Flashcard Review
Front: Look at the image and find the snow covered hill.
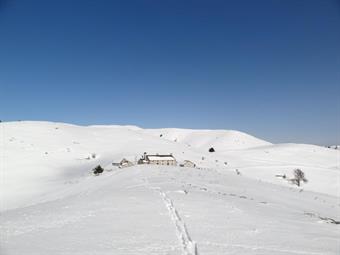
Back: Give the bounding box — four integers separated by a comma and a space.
1, 121, 339, 255
143, 128, 271, 151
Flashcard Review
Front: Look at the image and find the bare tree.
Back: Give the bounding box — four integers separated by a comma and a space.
291, 169, 308, 187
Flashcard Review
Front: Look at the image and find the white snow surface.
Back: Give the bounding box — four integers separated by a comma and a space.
0, 121, 339, 255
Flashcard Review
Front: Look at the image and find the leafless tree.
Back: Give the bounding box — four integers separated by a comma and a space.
291, 169, 308, 187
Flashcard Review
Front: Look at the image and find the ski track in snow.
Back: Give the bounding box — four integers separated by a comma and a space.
158, 189, 198, 255
143, 178, 198, 255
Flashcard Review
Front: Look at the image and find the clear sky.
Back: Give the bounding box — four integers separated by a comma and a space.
0, 0, 339, 145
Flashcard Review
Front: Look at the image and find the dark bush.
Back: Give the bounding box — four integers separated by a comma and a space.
209, 147, 215, 152
93, 165, 104, 175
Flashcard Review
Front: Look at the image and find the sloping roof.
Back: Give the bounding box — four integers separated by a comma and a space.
184, 160, 195, 164
146, 155, 176, 161
120, 158, 132, 164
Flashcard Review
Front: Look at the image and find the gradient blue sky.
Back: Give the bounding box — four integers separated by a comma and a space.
0, 0, 339, 145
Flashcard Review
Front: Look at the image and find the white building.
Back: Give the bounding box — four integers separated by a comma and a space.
138, 153, 177, 166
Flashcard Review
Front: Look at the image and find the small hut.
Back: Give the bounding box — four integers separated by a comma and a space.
180, 160, 196, 168
119, 158, 134, 168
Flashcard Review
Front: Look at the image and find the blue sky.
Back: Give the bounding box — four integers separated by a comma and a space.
0, 0, 339, 145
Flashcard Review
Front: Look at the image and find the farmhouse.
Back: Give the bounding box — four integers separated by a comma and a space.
138, 153, 177, 166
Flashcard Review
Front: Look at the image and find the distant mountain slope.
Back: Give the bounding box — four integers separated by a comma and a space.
143, 128, 271, 151
327, 145, 339, 150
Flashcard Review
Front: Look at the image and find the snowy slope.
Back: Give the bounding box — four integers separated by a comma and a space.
1, 121, 339, 255
0, 121, 202, 210
143, 128, 271, 151
1, 166, 339, 255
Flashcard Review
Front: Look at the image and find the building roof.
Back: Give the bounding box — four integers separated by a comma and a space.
184, 160, 194, 163
120, 158, 132, 163
146, 155, 176, 161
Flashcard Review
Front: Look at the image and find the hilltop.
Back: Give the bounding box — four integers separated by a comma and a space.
1, 121, 339, 254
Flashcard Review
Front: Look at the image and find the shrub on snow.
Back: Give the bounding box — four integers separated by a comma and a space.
209, 147, 215, 152
93, 165, 104, 175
